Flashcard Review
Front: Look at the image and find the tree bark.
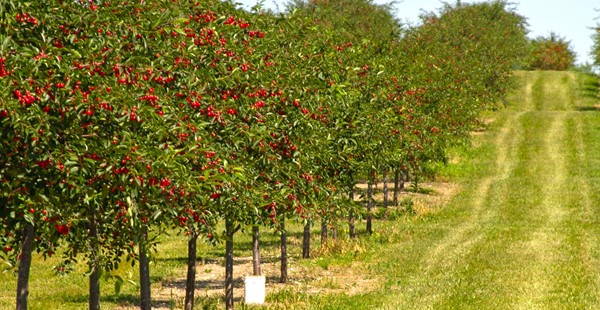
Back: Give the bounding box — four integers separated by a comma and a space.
16, 223, 34, 310
383, 169, 389, 210
139, 228, 151, 310
302, 221, 310, 259
89, 214, 100, 310
89, 263, 100, 310
320, 220, 328, 244
366, 176, 374, 235
393, 169, 400, 206
349, 189, 356, 239
252, 226, 261, 276
279, 219, 288, 283
332, 225, 338, 242
184, 231, 198, 310
225, 218, 234, 310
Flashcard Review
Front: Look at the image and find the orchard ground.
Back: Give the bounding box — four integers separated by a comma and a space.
0, 178, 458, 309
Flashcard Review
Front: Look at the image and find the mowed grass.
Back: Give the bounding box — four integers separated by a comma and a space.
300, 71, 600, 309
2, 70, 600, 309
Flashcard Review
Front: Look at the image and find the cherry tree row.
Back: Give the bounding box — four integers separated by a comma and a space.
0, 0, 528, 309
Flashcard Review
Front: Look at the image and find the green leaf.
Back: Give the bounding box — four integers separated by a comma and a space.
114, 276, 124, 295
23, 214, 34, 225
173, 27, 186, 35
172, 17, 189, 26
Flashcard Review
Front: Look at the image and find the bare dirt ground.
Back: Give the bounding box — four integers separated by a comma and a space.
131, 253, 381, 309
355, 181, 460, 215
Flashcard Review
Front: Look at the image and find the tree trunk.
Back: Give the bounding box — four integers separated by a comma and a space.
279, 219, 288, 283
349, 189, 356, 239
413, 172, 419, 190
393, 169, 400, 206
184, 231, 198, 310
383, 169, 389, 209
320, 220, 328, 244
332, 225, 338, 242
89, 263, 100, 310
89, 214, 100, 310
16, 223, 34, 310
225, 218, 235, 310
366, 176, 374, 235
383, 169, 389, 219
252, 226, 261, 276
302, 221, 310, 259
139, 228, 151, 310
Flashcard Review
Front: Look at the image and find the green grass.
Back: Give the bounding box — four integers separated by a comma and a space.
2, 70, 600, 309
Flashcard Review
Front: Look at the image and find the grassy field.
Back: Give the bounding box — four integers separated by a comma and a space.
2, 70, 600, 309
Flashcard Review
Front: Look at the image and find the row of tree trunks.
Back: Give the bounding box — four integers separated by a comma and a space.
350, 167, 410, 238
25, 169, 408, 310
167, 167, 410, 310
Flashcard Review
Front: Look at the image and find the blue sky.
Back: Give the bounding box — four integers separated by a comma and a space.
236, 0, 600, 65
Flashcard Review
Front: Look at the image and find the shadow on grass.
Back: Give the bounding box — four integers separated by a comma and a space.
162, 273, 314, 292
576, 106, 600, 112
577, 73, 600, 110
155, 255, 281, 267
61, 293, 175, 309
156, 256, 220, 265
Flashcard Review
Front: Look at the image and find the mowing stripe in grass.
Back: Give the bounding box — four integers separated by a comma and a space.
415, 110, 524, 308
369, 71, 600, 310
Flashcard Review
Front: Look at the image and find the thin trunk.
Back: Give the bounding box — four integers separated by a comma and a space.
302, 221, 310, 259
184, 231, 198, 310
366, 176, 374, 235
383, 169, 389, 211
408, 169, 417, 192
89, 214, 100, 310
320, 220, 328, 244
401, 170, 406, 191
225, 218, 234, 310
349, 189, 356, 239
16, 223, 34, 310
332, 225, 338, 242
279, 219, 288, 283
393, 169, 400, 206
382, 169, 389, 219
89, 264, 100, 310
252, 226, 261, 276
139, 228, 151, 310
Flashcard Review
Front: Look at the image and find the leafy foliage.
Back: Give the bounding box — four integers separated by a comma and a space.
0, 0, 531, 307
526, 32, 576, 70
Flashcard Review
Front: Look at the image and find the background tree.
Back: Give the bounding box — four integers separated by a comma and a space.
527, 32, 576, 70
592, 24, 600, 67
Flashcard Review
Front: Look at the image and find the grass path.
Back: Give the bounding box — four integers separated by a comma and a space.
367, 71, 600, 309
